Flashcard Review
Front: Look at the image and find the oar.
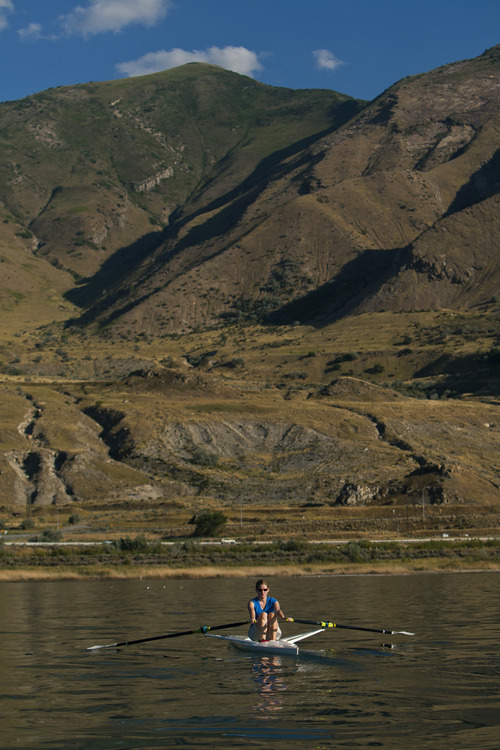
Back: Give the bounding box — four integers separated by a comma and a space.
86, 620, 249, 651
286, 617, 414, 636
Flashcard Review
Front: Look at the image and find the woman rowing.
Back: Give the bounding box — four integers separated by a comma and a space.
248, 579, 287, 642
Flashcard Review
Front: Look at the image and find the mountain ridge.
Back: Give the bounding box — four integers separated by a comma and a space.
52, 46, 500, 335
1, 49, 499, 337
0, 49, 499, 516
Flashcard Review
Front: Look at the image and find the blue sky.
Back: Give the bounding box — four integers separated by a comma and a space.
0, 0, 498, 104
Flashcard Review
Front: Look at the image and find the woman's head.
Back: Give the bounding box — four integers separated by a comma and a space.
256, 579, 269, 593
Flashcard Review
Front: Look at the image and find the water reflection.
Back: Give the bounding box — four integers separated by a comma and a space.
0, 573, 499, 749
251, 655, 288, 716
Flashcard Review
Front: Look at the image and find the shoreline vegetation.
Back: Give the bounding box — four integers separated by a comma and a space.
1, 537, 499, 581
1, 563, 499, 583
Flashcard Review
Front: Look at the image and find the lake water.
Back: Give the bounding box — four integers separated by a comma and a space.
0, 573, 498, 749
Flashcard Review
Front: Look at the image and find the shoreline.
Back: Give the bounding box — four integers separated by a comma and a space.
2, 535, 498, 581
1, 560, 499, 582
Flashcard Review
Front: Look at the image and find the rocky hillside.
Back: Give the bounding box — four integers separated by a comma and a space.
0, 48, 499, 517
0, 64, 358, 288
61, 45, 499, 335
2, 367, 500, 512
1, 48, 498, 339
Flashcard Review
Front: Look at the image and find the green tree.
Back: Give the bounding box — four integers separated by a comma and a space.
40, 528, 63, 542
192, 511, 227, 537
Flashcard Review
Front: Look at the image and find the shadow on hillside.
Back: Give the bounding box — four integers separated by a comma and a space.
184, 99, 363, 213
445, 147, 500, 217
156, 100, 363, 257
414, 351, 500, 397
62, 147, 322, 326
63, 100, 364, 325
64, 228, 169, 311
151, 151, 326, 267
267, 246, 408, 327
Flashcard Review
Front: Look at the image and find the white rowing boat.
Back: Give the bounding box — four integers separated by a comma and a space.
86, 618, 413, 653
205, 628, 325, 656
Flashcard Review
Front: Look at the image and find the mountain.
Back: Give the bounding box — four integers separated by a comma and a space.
63, 45, 499, 335
0, 64, 359, 293
1, 49, 499, 337
0, 49, 499, 518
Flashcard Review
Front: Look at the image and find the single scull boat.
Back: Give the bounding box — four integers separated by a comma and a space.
205, 628, 326, 656
86, 617, 413, 652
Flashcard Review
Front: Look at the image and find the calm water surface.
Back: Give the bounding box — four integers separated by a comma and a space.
0, 573, 498, 749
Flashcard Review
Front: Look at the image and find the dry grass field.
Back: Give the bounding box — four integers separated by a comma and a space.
1, 52, 499, 580
1, 311, 500, 529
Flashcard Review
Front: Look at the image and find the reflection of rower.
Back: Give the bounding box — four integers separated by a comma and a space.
248, 579, 286, 642
252, 656, 287, 715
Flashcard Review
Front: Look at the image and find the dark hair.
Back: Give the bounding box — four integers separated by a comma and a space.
256, 579, 269, 589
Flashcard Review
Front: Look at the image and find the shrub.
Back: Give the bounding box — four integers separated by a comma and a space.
222, 357, 244, 369
343, 540, 371, 563
40, 528, 63, 542
285, 371, 308, 380
365, 363, 385, 374
278, 537, 308, 552
16, 229, 33, 239
115, 534, 149, 552
192, 511, 227, 537
191, 448, 219, 467
68, 513, 81, 525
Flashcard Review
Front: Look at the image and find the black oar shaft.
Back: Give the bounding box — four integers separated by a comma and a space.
111, 628, 203, 648
87, 620, 249, 650
331, 622, 394, 635
287, 617, 413, 636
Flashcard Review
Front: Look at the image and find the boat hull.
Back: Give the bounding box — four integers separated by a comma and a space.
207, 634, 299, 655
206, 628, 325, 656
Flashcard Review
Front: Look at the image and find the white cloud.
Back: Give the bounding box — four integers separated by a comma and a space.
18, 22, 44, 41
313, 49, 344, 72
0, 0, 13, 32
116, 46, 264, 78
60, 0, 172, 37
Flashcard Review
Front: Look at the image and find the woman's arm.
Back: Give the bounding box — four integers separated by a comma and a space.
248, 599, 256, 623
273, 599, 285, 619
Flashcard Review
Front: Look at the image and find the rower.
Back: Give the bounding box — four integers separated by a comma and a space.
248, 579, 286, 642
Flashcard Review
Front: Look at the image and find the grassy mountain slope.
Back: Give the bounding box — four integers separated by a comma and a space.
0, 203, 77, 340
0, 51, 499, 522
0, 64, 359, 285
1, 342, 499, 516
59, 47, 500, 337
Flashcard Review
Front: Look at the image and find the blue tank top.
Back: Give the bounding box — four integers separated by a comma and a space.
252, 596, 278, 615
